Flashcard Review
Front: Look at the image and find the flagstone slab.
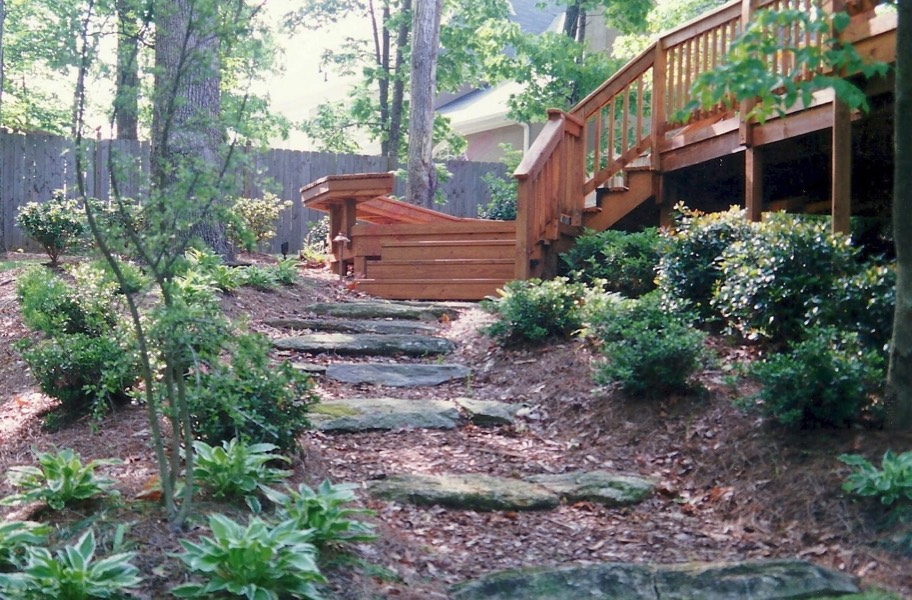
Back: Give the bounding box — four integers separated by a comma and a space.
450, 560, 859, 600
326, 363, 470, 387
309, 398, 461, 432
303, 301, 459, 321
265, 317, 440, 335
454, 398, 523, 427
273, 333, 455, 357
524, 470, 656, 507
291, 363, 327, 375
368, 473, 559, 511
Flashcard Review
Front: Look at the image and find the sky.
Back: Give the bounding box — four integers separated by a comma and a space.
254, 0, 370, 151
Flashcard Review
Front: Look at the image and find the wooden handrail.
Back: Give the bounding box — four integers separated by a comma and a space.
513, 0, 888, 282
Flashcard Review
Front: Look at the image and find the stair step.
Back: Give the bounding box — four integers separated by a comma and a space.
366, 258, 515, 279
354, 278, 509, 301
381, 239, 515, 261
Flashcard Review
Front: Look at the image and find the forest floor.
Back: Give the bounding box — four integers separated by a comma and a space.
0, 253, 910, 599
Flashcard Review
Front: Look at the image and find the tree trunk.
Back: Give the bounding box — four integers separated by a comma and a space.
405, 0, 441, 208
887, 1, 912, 429
387, 0, 410, 168
152, 0, 231, 259
115, 0, 140, 140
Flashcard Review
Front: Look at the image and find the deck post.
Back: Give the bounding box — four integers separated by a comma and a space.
831, 100, 852, 234
651, 40, 667, 173
745, 146, 764, 222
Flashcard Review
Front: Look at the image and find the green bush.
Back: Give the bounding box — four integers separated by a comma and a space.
750, 327, 884, 428
840, 450, 912, 506
301, 216, 330, 259
713, 214, 858, 342
16, 266, 116, 337
656, 205, 752, 319
560, 228, 661, 298
1, 449, 120, 511
587, 291, 706, 396
172, 514, 325, 600
478, 145, 521, 221
18, 330, 138, 417
264, 480, 377, 548
806, 261, 895, 353
192, 439, 291, 501
0, 530, 141, 599
187, 333, 317, 451
227, 192, 292, 251
15, 191, 84, 266
482, 278, 588, 345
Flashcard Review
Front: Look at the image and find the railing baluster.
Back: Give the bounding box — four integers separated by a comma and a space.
608, 98, 615, 162
594, 112, 602, 174
637, 74, 644, 143
622, 86, 630, 155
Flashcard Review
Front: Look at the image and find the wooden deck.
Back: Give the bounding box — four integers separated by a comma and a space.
301, 0, 896, 300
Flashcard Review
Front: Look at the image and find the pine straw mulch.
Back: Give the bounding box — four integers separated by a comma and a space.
0, 253, 910, 599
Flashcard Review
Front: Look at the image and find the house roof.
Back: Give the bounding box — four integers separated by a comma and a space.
508, 0, 563, 35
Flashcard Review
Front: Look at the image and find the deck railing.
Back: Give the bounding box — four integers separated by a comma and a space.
513, 0, 885, 278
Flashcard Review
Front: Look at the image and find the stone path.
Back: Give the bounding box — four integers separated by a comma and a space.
269, 299, 860, 599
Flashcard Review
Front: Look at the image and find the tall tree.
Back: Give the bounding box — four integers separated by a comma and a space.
506, 0, 650, 122
152, 0, 230, 257
887, 0, 911, 429
405, 0, 441, 207
290, 0, 514, 160
115, 0, 142, 139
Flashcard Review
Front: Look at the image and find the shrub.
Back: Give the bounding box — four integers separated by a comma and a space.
587, 291, 706, 396
806, 261, 895, 354
750, 327, 884, 428
482, 278, 588, 345
840, 451, 912, 506
239, 264, 280, 290
478, 145, 521, 221
192, 439, 291, 501
0, 521, 49, 569
713, 214, 858, 342
560, 228, 661, 298
16, 265, 116, 337
18, 330, 138, 417
0, 530, 141, 599
1, 449, 120, 510
656, 205, 752, 319
172, 514, 325, 600
264, 480, 376, 548
187, 333, 317, 451
15, 191, 84, 266
227, 192, 292, 251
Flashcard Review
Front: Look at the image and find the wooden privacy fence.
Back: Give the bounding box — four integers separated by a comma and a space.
0, 131, 507, 254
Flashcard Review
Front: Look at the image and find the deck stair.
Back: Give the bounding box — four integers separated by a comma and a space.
300, 173, 517, 300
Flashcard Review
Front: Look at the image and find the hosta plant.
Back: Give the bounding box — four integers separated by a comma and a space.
0, 529, 141, 599
0, 521, 49, 569
1, 448, 119, 510
840, 450, 912, 506
263, 480, 376, 548
192, 439, 292, 500
172, 514, 325, 599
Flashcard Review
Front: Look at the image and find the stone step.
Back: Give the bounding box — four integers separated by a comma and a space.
450, 560, 859, 600
325, 363, 470, 387
309, 397, 522, 432
367, 470, 656, 512
265, 317, 440, 336
303, 301, 460, 321
274, 333, 455, 357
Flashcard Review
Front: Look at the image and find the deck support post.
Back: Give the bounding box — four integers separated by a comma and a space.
328, 198, 357, 276
831, 100, 852, 234
658, 174, 675, 228
745, 145, 764, 222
